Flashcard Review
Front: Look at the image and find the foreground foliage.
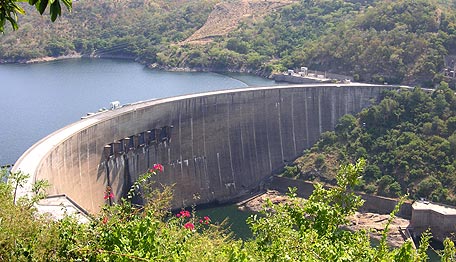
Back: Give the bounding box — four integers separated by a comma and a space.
1, 161, 455, 261
0, 0, 71, 32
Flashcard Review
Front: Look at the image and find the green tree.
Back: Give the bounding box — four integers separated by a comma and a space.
335, 114, 357, 141
1, 0, 72, 32
416, 176, 442, 199
225, 38, 249, 54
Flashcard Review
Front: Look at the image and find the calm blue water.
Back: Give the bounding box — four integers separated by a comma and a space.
0, 58, 279, 165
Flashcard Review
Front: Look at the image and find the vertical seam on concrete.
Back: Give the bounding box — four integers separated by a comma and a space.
278, 91, 284, 162
190, 115, 198, 181
359, 88, 363, 109
252, 93, 259, 179
240, 102, 245, 159
291, 94, 297, 156
266, 93, 272, 172
78, 136, 83, 196
318, 89, 322, 134
179, 112, 183, 178
217, 152, 223, 188
146, 146, 150, 169
105, 160, 111, 197
345, 87, 349, 115
267, 131, 272, 172
69, 141, 75, 195
331, 89, 336, 128
59, 145, 64, 194
305, 89, 309, 148
134, 155, 139, 177
152, 143, 156, 165
190, 117, 194, 162
87, 141, 94, 212
228, 95, 236, 188
202, 98, 209, 190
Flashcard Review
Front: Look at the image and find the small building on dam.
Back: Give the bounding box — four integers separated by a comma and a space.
13, 83, 395, 215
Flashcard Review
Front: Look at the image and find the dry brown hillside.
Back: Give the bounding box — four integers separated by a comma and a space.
180, 0, 296, 45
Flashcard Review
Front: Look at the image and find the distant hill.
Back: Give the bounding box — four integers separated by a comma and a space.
1, 0, 456, 87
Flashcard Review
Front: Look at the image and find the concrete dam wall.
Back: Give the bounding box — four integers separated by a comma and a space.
13, 84, 394, 214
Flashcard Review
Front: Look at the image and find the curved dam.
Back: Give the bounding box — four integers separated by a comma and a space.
13, 83, 395, 214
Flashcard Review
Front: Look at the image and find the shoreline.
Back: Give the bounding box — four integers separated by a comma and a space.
0, 54, 273, 79
25, 53, 83, 64
0, 52, 273, 79
0, 53, 83, 64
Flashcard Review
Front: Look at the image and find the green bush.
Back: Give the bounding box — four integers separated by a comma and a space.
282, 165, 299, 178
314, 154, 326, 168
386, 181, 402, 198
365, 183, 377, 194
416, 176, 442, 199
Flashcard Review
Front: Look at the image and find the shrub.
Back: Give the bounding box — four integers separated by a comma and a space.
365, 183, 377, 194
282, 165, 299, 178
416, 176, 442, 199
314, 154, 325, 168
386, 181, 402, 197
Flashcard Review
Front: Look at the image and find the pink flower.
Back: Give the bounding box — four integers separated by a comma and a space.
153, 163, 164, 172
177, 210, 191, 218
199, 219, 203, 224
184, 222, 194, 230
104, 192, 114, 200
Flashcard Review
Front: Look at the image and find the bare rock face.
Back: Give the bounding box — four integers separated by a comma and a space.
347, 212, 410, 247
239, 190, 409, 247
238, 190, 289, 212
180, 0, 296, 45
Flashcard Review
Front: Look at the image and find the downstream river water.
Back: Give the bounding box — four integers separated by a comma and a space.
0, 58, 279, 165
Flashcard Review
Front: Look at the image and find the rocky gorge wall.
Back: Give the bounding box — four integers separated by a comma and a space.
13, 84, 394, 214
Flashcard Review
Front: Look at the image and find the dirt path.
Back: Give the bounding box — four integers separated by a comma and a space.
180, 0, 296, 45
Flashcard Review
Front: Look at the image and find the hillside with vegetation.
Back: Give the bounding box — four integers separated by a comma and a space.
282, 82, 456, 205
0, 0, 218, 63
1, 0, 456, 87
